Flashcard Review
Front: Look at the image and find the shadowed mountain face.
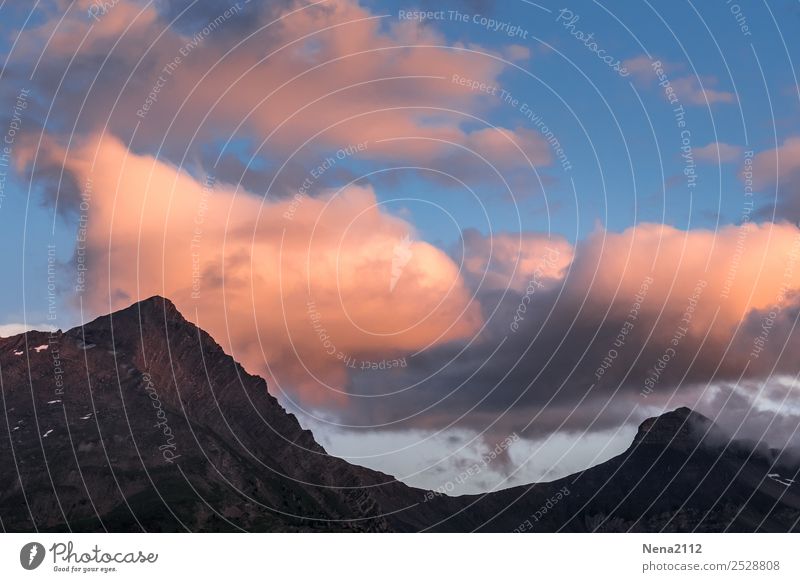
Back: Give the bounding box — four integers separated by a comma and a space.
1, 297, 799, 532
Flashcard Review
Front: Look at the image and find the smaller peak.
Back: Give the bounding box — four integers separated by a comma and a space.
633, 407, 717, 449
663, 407, 697, 421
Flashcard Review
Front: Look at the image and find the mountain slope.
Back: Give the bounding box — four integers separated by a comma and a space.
1, 297, 798, 532
0, 297, 424, 532
438, 407, 800, 532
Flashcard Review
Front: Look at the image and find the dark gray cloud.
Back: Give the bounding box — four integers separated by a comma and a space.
292, 228, 800, 450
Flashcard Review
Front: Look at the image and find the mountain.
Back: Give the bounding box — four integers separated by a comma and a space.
1, 296, 799, 532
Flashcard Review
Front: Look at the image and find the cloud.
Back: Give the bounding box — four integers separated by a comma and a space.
624, 55, 734, 105
503, 44, 530, 62
671, 76, 735, 105
6, 0, 550, 201
34, 134, 482, 407
330, 222, 800, 443
36, 132, 800, 442
700, 379, 800, 450
622, 55, 654, 78
304, 417, 635, 493
459, 228, 572, 294
748, 137, 800, 221
750, 137, 800, 189
694, 142, 744, 164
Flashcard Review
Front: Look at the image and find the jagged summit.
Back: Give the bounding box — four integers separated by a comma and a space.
64, 295, 187, 340
130, 294, 180, 313
633, 406, 720, 449
70, 295, 197, 352
99, 294, 183, 323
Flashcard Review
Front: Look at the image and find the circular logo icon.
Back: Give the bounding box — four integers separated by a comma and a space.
20, 542, 46, 570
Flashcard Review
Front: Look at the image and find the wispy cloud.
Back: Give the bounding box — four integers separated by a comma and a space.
624, 55, 735, 105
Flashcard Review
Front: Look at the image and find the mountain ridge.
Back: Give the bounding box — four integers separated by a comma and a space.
1, 296, 799, 532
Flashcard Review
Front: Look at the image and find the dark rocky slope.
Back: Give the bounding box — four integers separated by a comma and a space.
1, 297, 798, 532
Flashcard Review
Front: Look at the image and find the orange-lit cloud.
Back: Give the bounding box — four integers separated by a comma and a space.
35, 134, 482, 406
23, 133, 800, 434
17, 0, 551, 172
461, 229, 572, 293
350, 221, 800, 436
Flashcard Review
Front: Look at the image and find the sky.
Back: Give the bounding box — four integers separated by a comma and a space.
2, 0, 800, 494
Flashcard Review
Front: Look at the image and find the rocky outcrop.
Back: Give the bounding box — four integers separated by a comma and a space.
633, 406, 720, 450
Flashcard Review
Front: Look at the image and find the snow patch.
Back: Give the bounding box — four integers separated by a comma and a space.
33, 344, 49, 352
768, 473, 793, 487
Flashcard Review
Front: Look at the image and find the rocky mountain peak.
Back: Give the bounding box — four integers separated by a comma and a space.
632, 406, 720, 449
109, 294, 183, 324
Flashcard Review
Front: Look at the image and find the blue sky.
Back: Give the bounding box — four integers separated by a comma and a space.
3, 1, 799, 331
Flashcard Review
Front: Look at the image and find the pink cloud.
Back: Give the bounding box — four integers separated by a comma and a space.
622, 55, 654, 78
749, 137, 800, 189
38, 134, 483, 407
18, 0, 551, 171
623, 55, 734, 105
568, 222, 800, 340
694, 142, 744, 164
461, 230, 572, 293
503, 44, 531, 62
671, 76, 734, 105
